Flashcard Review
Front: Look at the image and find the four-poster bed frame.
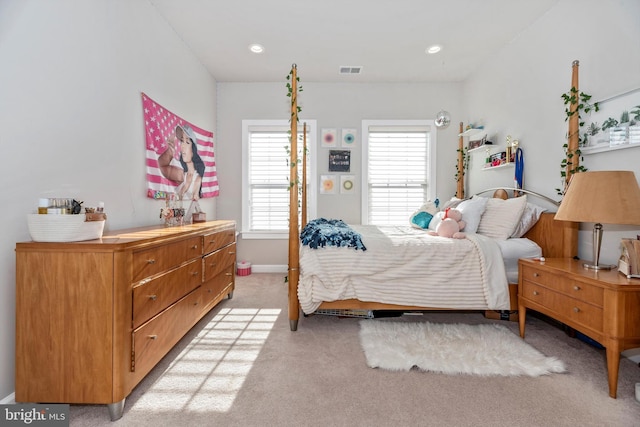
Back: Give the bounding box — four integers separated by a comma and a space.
286, 64, 579, 332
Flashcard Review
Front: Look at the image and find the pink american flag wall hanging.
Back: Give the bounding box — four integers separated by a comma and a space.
142, 93, 219, 199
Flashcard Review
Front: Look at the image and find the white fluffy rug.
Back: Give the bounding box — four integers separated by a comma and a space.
359, 320, 566, 377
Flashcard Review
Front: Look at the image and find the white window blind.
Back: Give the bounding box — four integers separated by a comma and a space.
248, 129, 291, 231
363, 121, 436, 225
242, 120, 316, 237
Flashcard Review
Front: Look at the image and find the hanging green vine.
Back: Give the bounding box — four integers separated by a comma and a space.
556, 87, 599, 195
285, 65, 303, 191
454, 146, 469, 192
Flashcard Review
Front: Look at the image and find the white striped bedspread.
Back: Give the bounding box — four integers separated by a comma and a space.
298, 225, 510, 314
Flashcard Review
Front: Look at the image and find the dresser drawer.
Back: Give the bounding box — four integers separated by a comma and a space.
203, 228, 235, 255
521, 282, 603, 332
132, 236, 202, 282
131, 289, 202, 378
201, 265, 234, 308
132, 259, 202, 328
203, 243, 236, 280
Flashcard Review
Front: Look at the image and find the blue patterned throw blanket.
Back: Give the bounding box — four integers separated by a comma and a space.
300, 218, 367, 251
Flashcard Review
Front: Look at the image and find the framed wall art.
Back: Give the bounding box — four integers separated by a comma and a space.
321, 128, 337, 148
328, 149, 351, 172
341, 128, 357, 147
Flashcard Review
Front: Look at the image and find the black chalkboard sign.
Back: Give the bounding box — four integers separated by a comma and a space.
329, 150, 351, 172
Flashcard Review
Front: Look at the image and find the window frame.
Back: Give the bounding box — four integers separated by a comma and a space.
241, 119, 317, 239
361, 119, 437, 225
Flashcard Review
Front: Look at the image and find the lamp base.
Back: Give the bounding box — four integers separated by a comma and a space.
583, 262, 615, 270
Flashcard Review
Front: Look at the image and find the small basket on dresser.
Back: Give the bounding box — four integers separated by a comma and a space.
27, 214, 105, 242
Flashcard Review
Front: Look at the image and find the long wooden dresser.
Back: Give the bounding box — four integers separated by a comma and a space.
15, 220, 236, 420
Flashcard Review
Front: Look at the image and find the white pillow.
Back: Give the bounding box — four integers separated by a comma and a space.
477, 195, 528, 240
456, 197, 488, 234
511, 203, 547, 238
441, 197, 463, 210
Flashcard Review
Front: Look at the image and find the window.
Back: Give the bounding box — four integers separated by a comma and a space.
361, 120, 436, 225
242, 120, 316, 238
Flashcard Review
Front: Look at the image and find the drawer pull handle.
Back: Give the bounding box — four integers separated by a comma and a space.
148, 335, 158, 340
229, 251, 236, 255
209, 262, 217, 267
192, 245, 198, 249
191, 271, 199, 276
226, 272, 233, 276
149, 294, 157, 301
147, 259, 156, 265
573, 286, 581, 291
532, 291, 539, 296
533, 273, 540, 277
573, 307, 580, 313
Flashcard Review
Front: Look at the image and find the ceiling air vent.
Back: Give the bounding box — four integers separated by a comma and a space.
339, 66, 362, 75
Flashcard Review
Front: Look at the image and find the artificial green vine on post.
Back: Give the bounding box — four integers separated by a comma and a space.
556, 87, 599, 196
454, 146, 469, 192
285, 65, 303, 190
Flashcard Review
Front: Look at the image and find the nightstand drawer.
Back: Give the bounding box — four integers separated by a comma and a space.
555, 279, 603, 307
521, 265, 602, 306
521, 282, 603, 332
520, 265, 556, 287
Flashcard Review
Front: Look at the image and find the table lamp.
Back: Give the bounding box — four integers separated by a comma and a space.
554, 170, 640, 270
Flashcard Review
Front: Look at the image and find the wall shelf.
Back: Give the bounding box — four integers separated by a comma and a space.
482, 163, 514, 171
581, 143, 640, 155
468, 144, 493, 153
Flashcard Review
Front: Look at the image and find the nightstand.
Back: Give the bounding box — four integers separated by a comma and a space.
518, 258, 640, 398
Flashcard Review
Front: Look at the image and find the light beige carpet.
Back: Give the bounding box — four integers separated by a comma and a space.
68, 273, 640, 427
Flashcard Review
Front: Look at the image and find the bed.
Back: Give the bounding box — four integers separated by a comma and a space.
285, 68, 577, 332
289, 192, 577, 331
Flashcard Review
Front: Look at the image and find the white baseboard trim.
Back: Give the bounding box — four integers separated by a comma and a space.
250, 265, 287, 274
1, 392, 15, 404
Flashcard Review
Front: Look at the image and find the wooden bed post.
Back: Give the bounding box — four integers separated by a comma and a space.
456, 122, 465, 199
301, 122, 308, 229
288, 64, 300, 331
566, 60, 580, 189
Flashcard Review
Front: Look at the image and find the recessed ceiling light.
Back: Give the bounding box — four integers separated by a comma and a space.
426, 45, 442, 54
249, 43, 264, 54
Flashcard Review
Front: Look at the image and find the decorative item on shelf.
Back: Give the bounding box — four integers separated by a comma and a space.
505, 135, 519, 163
630, 105, 640, 144
554, 171, 640, 270
607, 111, 630, 146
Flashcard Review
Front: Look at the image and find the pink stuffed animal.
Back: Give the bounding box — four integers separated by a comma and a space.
428, 208, 466, 239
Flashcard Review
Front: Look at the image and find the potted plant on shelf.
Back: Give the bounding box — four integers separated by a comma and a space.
583, 122, 602, 147
629, 105, 640, 144
608, 111, 629, 146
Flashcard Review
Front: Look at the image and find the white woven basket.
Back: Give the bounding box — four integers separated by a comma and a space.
27, 214, 105, 242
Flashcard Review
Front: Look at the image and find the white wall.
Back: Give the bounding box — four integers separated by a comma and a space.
0, 0, 217, 400
216, 82, 464, 267
463, 0, 640, 265
2, 0, 639, 404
